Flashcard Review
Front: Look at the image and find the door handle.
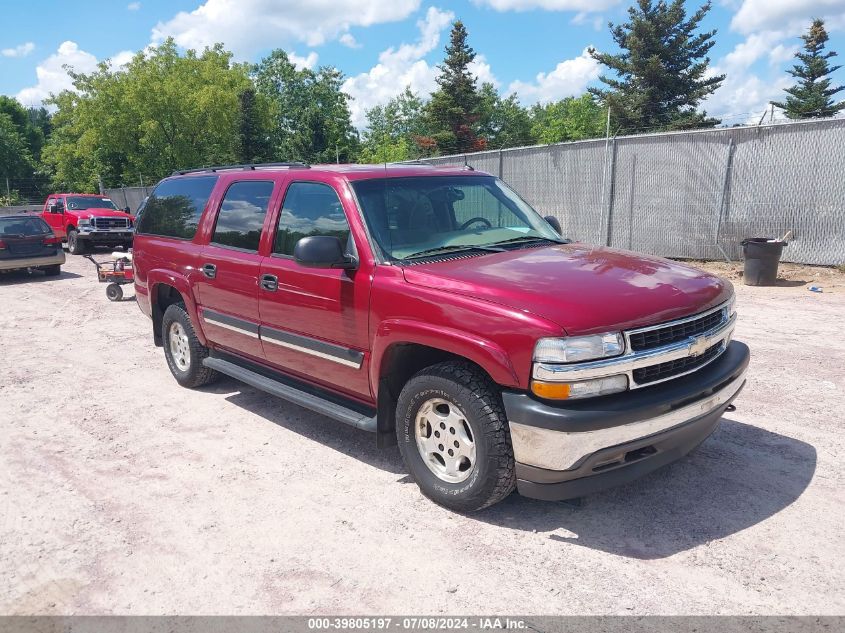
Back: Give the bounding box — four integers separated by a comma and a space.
261, 274, 278, 292
202, 263, 217, 279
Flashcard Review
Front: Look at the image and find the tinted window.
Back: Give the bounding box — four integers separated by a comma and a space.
136, 176, 218, 239
274, 182, 350, 256
0, 216, 51, 236
210, 181, 274, 251
66, 197, 118, 211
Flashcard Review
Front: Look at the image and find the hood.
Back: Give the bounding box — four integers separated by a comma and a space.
401, 244, 732, 335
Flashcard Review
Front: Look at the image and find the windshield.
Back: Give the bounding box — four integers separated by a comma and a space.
65, 196, 119, 211
350, 175, 563, 261
0, 216, 51, 236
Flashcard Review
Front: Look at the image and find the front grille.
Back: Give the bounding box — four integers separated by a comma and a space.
628, 308, 725, 351
92, 217, 129, 230
632, 342, 723, 385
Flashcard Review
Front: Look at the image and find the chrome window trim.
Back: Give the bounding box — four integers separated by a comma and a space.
533, 301, 735, 389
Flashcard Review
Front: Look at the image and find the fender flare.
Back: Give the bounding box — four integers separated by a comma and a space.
370, 318, 519, 390
147, 269, 207, 346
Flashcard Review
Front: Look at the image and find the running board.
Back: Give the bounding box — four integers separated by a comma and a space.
202, 357, 377, 432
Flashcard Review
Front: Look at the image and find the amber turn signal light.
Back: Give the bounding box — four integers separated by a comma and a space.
531, 380, 571, 400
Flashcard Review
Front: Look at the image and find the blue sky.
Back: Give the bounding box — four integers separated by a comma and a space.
2, 0, 843, 128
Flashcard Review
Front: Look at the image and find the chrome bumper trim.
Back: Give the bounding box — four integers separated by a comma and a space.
509, 369, 746, 471
534, 309, 735, 389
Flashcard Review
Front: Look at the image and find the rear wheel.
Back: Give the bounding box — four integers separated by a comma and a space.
161, 302, 219, 388
42, 265, 61, 276
396, 361, 516, 512
67, 229, 87, 255
106, 283, 123, 301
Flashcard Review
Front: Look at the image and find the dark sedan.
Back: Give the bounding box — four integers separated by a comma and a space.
0, 215, 66, 276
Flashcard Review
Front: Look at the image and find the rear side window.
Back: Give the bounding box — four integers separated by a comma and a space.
136, 176, 218, 239
0, 216, 51, 236
211, 181, 274, 252
274, 182, 350, 256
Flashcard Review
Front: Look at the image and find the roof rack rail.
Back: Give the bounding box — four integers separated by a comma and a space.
172, 162, 310, 176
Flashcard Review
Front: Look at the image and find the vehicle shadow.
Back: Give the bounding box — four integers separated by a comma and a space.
474, 418, 817, 559
208, 377, 406, 475
0, 269, 83, 285
201, 380, 817, 558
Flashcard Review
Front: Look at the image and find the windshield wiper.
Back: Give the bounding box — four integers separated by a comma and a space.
403, 244, 505, 261
488, 235, 569, 248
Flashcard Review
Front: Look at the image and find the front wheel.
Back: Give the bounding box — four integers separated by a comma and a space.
396, 361, 516, 512
161, 303, 219, 388
67, 229, 87, 255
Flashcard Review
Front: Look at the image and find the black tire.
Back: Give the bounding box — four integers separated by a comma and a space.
161, 302, 219, 388
396, 361, 516, 512
67, 229, 87, 255
42, 265, 61, 276
106, 283, 123, 301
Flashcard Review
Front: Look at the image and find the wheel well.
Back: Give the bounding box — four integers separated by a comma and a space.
375, 343, 493, 447
152, 283, 184, 347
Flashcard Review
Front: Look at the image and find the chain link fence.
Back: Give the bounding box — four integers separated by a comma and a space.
419, 117, 845, 266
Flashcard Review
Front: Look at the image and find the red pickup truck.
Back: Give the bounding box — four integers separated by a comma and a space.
133, 162, 748, 511
41, 193, 135, 254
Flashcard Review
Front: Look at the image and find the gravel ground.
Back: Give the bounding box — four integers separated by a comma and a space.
0, 254, 843, 615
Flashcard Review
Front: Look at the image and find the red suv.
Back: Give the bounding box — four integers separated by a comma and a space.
133, 162, 748, 511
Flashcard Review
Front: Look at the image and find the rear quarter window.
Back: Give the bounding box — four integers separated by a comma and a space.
136, 176, 218, 239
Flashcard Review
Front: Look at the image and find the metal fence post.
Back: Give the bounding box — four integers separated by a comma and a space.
713, 138, 735, 264
604, 139, 618, 246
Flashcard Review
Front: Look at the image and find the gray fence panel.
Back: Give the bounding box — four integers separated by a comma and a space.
420, 118, 845, 266
103, 186, 152, 214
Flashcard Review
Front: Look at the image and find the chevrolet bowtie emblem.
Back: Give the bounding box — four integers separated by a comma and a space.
688, 336, 709, 357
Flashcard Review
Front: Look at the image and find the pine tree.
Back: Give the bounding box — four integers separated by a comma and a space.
236, 87, 269, 164
773, 19, 845, 119
590, 0, 724, 133
424, 21, 485, 155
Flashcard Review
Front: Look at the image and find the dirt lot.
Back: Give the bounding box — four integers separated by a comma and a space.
1, 255, 843, 615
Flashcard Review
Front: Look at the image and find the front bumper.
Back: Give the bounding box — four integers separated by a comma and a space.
504, 340, 749, 501
0, 251, 66, 271
77, 229, 134, 243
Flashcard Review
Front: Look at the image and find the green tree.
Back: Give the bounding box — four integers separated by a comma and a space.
478, 84, 533, 149
590, 0, 724, 133
360, 87, 428, 162
0, 112, 34, 203
424, 20, 485, 155
253, 51, 358, 164
236, 86, 271, 163
44, 39, 252, 190
0, 97, 50, 201
530, 94, 606, 144
773, 19, 845, 119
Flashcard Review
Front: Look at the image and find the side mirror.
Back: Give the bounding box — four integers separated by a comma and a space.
544, 215, 562, 235
123, 206, 131, 214
294, 235, 357, 270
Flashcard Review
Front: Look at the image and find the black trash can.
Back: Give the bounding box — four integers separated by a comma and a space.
741, 238, 785, 286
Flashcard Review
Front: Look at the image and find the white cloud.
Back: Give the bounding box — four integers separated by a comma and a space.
342, 6, 455, 127
110, 50, 136, 68
473, 0, 618, 11
289, 51, 319, 70
1, 42, 35, 58
127, 1, 141, 10
571, 12, 604, 31
339, 33, 361, 49
470, 54, 499, 88
731, 0, 845, 35
152, 0, 421, 57
506, 47, 600, 104
15, 41, 99, 106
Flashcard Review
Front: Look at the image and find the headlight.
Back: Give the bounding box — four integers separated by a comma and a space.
532, 375, 628, 400
78, 218, 92, 227
726, 294, 736, 317
534, 332, 625, 364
